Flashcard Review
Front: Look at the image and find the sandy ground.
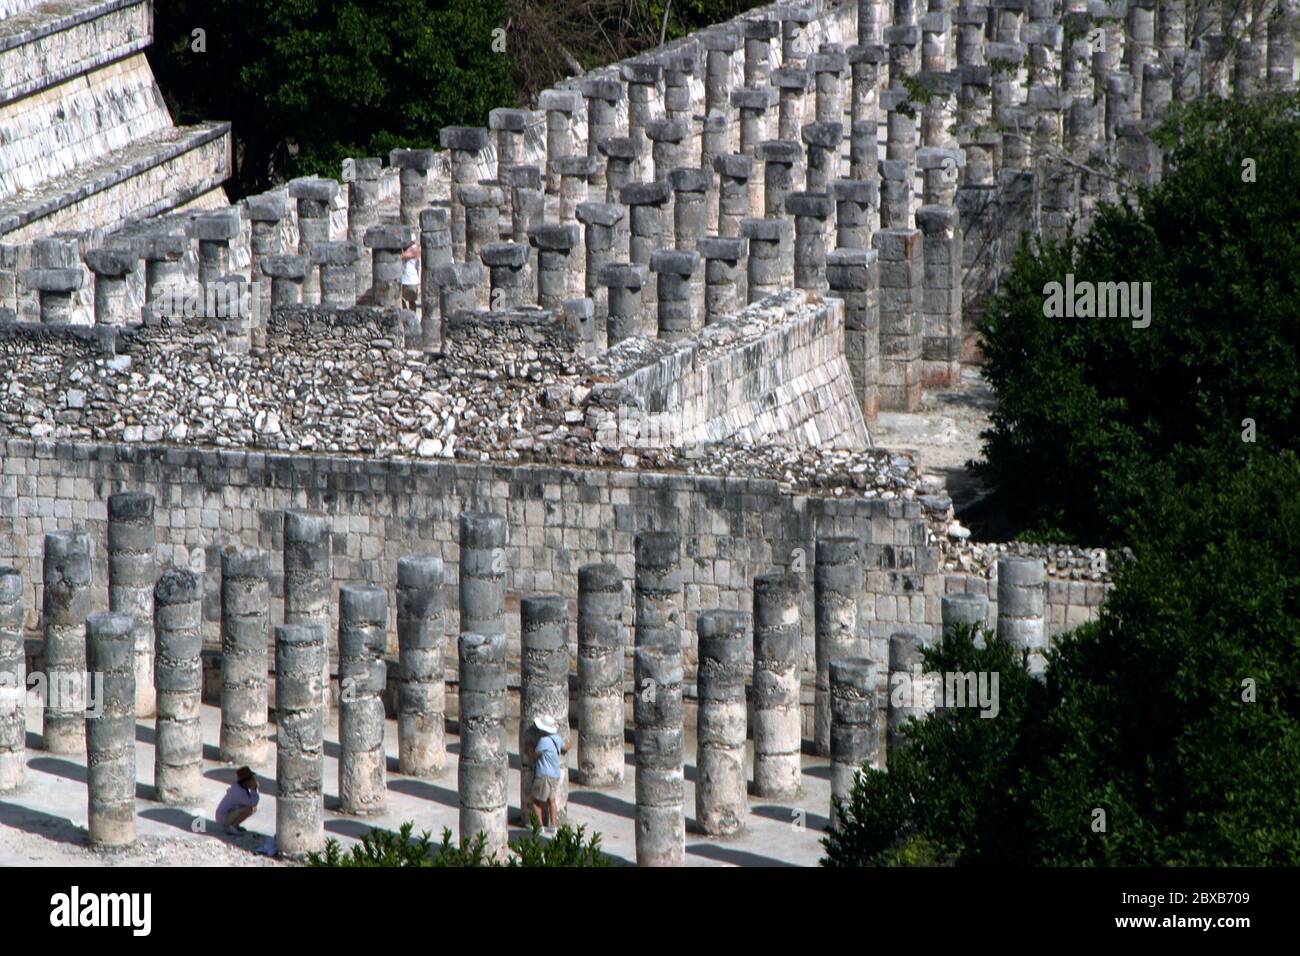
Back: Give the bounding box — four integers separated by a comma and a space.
0, 702, 834, 867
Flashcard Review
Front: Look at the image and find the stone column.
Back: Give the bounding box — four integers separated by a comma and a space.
153, 568, 202, 806
827, 247, 881, 423
529, 223, 582, 311
505, 167, 544, 288
275, 622, 326, 859
1141, 61, 1172, 124
600, 262, 649, 345
634, 643, 685, 866
519, 594, 570, 823
781, 4, 816, 65
664, 51, 698, 137
859, 0, 886, 45
703, 29, 742, 152
922, 11, 953, 73
220, 547, 269, 765
247, 193, 288, 289
621, 180, 672, 312
459, 511, 507, 644
695, 608, 749, 836
363, 223, 414, 308
389, 148, 439, 229
733, 87, 775, 161
997, 556, 1046, 677
634, 531, 682, 654
396, 555, 445, 778
314, 240, 362, 308
773, 67, 812, 143
461, 185, 504, 284
345, 157, 383, 292
788, 191, 834, 293
481, 242, 531, 309
829, 657, 876, 827
831, 178, 878, 249
758, 140, 803, 218
261, 255, 308, 307
420, 206, 454, 349
814, 537, 870, 757
873, 227, 924, 410
192, 208, 241, 290
887, 631, 924, 760
598, 138, 639, 260
646, 121, 687, 190
714, 154, 754, 236
458, 631, 508, 857
0, 567, 24, 793
741, 216, 793, 302
811, 50, 849, 124
576, 202, 624, 337
490, 108, 532, 175
438, 262, 488, 324
85, 612, 135, 850
651, 250, 700, 342
42, 531, 91, 754
848, 46, 885, 181
622, 62, 662, 178
752, 571, 802, 800
745, 17, 779, 86
940, 589, 989, 713
338, 584, 388, 815
670, 167, 710, 315
887, 23, 922, 87
802, 122, 844, 193
22, 267, 82, 324
85, 249, 138, 326
289, 178, 338, 305
141, 234, 187, 320
699, 236, 748, 324
577, 564, 625, 788
1267, 3, 1298, 89
539, 90, 582, 195
106, 493, 156, 720
283, 512, 332, 710
916, 204, 962, 388
581, 78, 624, 195
438, 128, 491, 261
699, 112, 730, 229
1127, 0, 1157, 115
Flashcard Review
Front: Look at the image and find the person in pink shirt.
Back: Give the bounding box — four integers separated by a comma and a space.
215, 766, 260, 835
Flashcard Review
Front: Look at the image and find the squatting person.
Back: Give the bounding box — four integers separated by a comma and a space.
215, 766, 260, 835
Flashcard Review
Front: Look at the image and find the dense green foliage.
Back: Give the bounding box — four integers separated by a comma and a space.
824, 451, 1300, 866
307, 820, 614, 867
974, 93, 1300, 545
151, 0, 514, 196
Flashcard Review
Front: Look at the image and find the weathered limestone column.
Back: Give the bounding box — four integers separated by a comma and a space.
634, 643, 685, 866
389, 148, 438, 229
481, 242, 531, 309
529, 223, 582, 311
997, 556, 1046, 677
338, 584, 388, 815
505, 167, 544, 290
599, 138, 639, 259
577, 564, 625, 788
634, 531, 682, 654
315, 240, 362, 308
848, 45, 885, 181
220, 547, 269, 765
922, 10, 953, 74
733, 87, 775, 161
1141, 61, 1172, 125
42, 531, 91, 754
462, 185, 504, 283
577, 202, 624, 336
345, 157, 383, 292
670, 167, 711, 315
85, 612, 135, 850
811, 49, 849, 124
715, 154, 754, 235
289, 178, 338, 305
600, 262, 649, 345
700, 236, 748, 324
859, 0, 887, 45
873, 227, 924, 410
275, 622, 326, 859
459, 512, 507, 644
582, 78, 624, 195
939, 589, 989, 715
920, 70, 960, 149
788, 191, 834, 292
699, 112, 729, 229
745, 17, 779, 88
261, 255, 308, 307
827, 247, 881, 423
887, 22, 922, 87
539, 90, 582, 195
1127, 0, 1157, 115
704, 29, 742, 150
773, 66, 812, 144
741, 217, 793, 302
887, 631, 924, 760
814, 537, 870, 756
364, 223, 414, 308
420, 206, 454, 349
919, 145, 963, 207
519, 595, 570, 822
646, 121, 686, 190
247, 193, 288, 288
916, 204, 962, 387
141, 234, 187, 319
1267, 3, 1297, 89
396, 555, 445, 777
85, 249, 137, 327
832, 178, 878, 249
439, 128, 491, 261
622, 62, 662, 179
0, 567, 24, 792
458, 631, 508, 857
664, 51, 698, 139
153, 568, 202, 806
651, 250, 700, 342
780, 4, 816, 65
752, 571, 803, 800
283, 512, 332, 710
22, 266, 82, 324
490, 107, 532, 174
829, 657, 876, 827
622, 180, 672, 312
695, 609, 749, 836
758, 140, 803, 219
192, 208, 241, 290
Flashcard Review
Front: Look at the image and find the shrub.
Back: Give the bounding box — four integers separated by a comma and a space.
307, 820, 615, 867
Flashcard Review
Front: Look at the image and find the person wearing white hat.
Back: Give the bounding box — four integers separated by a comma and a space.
529, 714, 569, 833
